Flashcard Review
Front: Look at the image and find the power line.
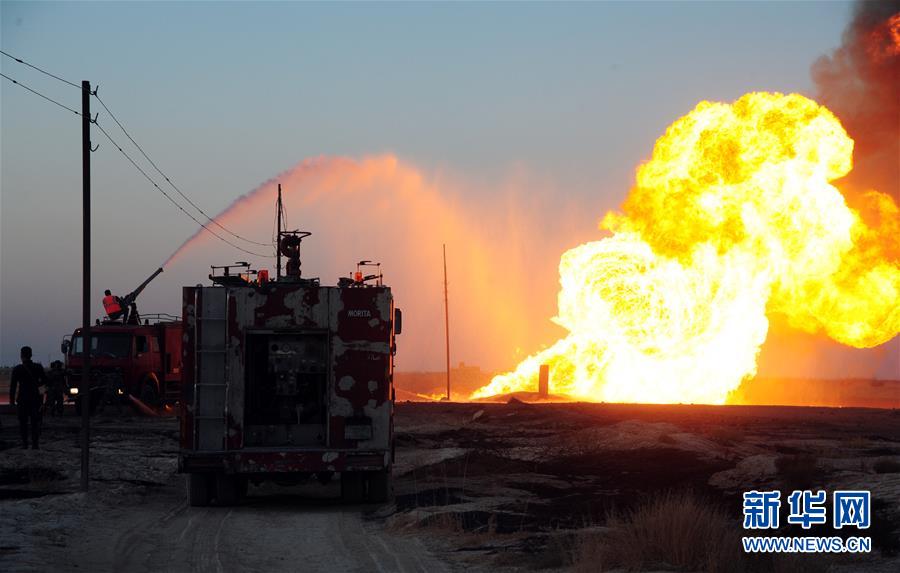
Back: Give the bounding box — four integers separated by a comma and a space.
1, 72, 84, 117
3, 69, 269, 259
93, 94, 272, 247
93, 121, 272, 259
2, 49, 271, 248
0, 49, 82, 90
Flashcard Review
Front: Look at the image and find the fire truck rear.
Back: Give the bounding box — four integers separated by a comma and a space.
179, 239, 401, 506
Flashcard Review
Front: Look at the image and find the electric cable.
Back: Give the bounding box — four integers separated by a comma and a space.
0, 49, 82, 89
93, 94, 272, 247
2, 62, 271, 260
1, 72, 83, 117
94, 121, 272, 259
2, 49, 271, 248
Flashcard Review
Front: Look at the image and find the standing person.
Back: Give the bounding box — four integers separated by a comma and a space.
45, 360, 66, 416
10, 346, 47, 449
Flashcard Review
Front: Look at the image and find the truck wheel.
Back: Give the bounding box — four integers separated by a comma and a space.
341, 472, 364, 504
366, 470, 393, 503
139, 379, 160, 409
75, 395, 100, 416
215, 474, 239, 506
187, 474, 212, 507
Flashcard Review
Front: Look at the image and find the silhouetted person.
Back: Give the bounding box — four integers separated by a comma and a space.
102, 289, 125, 322
10, 346, 47, 449
45, 360, 66, 417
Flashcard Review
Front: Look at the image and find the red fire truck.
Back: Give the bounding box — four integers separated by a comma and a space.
62, 268, 183, 412
179, 234, 401, 506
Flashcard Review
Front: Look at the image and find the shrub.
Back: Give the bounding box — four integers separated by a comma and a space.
709, 426, 743, 445
775, 454, 819, 489
658, 433, 677, 445
572, 491, 745, 572
873, 458, 900, 474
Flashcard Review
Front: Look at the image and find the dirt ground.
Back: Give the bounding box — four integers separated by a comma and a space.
1, 402, 899, 572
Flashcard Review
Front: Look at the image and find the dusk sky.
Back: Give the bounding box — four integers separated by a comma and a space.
2, 1, 896, 377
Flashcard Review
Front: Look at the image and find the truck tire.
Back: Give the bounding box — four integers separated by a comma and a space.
341, 472, 364, 504
74, 394, 101, 416
187, 474, 212, 507
215, 474, 239, 506
366, 470, 393, 503
139, 376, 161, 409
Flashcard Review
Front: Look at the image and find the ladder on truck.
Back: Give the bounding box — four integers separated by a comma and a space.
193, 287, 229, 451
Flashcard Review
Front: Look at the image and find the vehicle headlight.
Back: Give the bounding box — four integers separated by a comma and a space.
69, 387, 79, 395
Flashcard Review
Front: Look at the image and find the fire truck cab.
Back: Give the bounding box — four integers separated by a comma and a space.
179, 270, 401, 506
62, 318, 183, 411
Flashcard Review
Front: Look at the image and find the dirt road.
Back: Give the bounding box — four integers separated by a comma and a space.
0, 413, 452, 573
105, 495, 446, 572
4, 490, 448, 573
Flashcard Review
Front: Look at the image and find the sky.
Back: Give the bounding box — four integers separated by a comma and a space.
1, 1, 896, 377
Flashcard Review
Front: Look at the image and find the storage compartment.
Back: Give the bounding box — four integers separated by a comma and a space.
244, 332, 328, 446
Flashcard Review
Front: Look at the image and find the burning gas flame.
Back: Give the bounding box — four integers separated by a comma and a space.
472, 92, 899, 404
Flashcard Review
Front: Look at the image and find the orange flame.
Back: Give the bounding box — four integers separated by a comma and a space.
472, 92, 899, 404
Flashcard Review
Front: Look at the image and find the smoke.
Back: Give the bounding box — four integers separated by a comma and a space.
812, 0, 900, 201
163, 154, 594, 371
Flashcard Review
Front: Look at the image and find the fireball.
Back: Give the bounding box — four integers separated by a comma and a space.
472, 92, 899, 404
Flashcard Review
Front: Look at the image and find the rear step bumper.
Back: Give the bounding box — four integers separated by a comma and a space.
179, 449, 389, 474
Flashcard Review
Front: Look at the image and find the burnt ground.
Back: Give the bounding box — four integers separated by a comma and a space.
388, 401, 900, 571
0, 402, 899, 571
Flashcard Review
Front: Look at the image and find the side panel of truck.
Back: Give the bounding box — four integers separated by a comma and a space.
161, 323, 183, 387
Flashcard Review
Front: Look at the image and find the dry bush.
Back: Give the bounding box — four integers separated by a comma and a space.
843, 436, 871, 449
572, 491, 745, 572
424, 510, 466, 532
775, 454, 819, 490
658, 433, 677, 445
385, 508, 463, 534
873, 458, 900, 474
709, 426, 744, 445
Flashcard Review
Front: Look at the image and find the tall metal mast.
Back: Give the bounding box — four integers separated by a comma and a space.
276, 184, 282, 281
443, 244, 450, 401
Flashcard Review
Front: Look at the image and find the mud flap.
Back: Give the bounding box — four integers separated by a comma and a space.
187, 474, 212, 507
215, 474, 239, 506
366, 470, 392, 503
341, 472, 364, 503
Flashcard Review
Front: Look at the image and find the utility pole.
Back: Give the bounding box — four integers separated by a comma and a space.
443, 244, 450, 401
276, 184, 282, 281
80, 80, 92, 492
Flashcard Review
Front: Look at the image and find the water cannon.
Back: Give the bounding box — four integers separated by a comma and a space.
102, 267, 163, 324
278, 231, 311, 279
121, 267, 164, 308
